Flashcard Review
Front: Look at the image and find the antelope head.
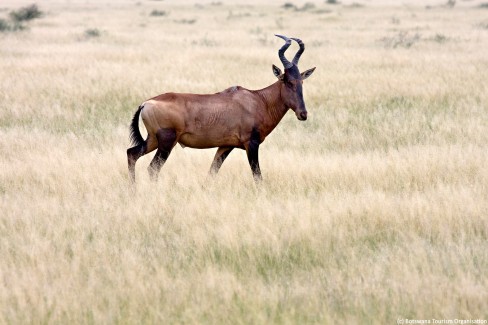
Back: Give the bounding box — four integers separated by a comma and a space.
273, 34, 316, 121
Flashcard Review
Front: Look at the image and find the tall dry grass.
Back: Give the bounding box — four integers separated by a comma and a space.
1, 0, 487, 324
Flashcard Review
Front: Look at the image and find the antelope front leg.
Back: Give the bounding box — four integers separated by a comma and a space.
246, 129, 262, 182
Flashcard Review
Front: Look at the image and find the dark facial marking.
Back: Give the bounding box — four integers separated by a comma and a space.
284, 65, 301, 81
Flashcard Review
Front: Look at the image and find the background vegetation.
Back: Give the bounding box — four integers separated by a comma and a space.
1, 0, 487, 324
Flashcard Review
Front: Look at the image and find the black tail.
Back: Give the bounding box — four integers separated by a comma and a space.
129, 105, 145, 147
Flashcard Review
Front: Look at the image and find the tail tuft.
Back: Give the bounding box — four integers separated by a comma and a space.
129, 105, 145, 147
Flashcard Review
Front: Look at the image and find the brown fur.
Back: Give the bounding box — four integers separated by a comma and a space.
141, 81, 291, 152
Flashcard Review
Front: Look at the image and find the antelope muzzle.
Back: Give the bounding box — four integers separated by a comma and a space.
296, 109, 308, 121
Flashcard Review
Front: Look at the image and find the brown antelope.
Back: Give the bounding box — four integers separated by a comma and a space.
127, 34, 315, 184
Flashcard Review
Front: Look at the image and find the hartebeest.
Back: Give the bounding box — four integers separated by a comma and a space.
127, 34, 315, 183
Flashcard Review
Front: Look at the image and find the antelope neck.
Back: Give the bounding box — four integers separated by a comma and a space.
255, 81, 288, 124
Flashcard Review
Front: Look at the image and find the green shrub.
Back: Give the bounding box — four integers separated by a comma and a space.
0, 18, 10, 32
9, 4, 43, 22
84, 28, 100, 38
0, 4, 42, 32
150, 10, 167, 17
431, 33, 448, 43
282, 3, 296, 10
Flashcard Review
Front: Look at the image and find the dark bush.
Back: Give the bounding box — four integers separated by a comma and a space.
0, 18, 10, 32
84, 28, 101, 38
282, 3, 296, 10
431, 33, 448, 43
150, 10, 167, 16
9, 4, 43, 22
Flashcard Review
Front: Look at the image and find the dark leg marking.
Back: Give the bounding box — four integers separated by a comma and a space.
209, 147, 234, 176
127, 143, 147, 184
247, 128, 262, 182
148, 128, 177, 182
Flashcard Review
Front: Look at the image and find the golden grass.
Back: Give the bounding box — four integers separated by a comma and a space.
1, 0, 488, 324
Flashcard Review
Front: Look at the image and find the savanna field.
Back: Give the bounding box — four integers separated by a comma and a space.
1, 0, 488, 324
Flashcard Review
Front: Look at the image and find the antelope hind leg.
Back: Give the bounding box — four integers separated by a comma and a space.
127, 143, 147, 184
209, 147, 234, 176
148, 128, 177, 182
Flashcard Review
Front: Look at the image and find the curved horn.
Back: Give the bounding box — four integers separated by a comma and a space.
275, 34, 293, 69
291, 37, 305, 65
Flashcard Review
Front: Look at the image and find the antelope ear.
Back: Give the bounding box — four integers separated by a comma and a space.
301, 67, 316, 80
272, 64, 283, 80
